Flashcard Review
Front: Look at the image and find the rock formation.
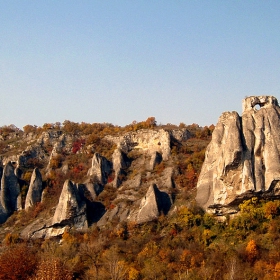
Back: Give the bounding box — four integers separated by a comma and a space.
0, 161, 21, 214
97, 202, 129, 227
0, 121, 193, 237
112, 148, 130, 188
196, 96, 280, 214
136, 184, 171, 224
169, 128, 191, 142
87, 153, 112, 184
105, 129, 171, 161
25, 168, 43, 210
149, 151, 162, 171
21, 180, 96, 239
50, 180, 88, 236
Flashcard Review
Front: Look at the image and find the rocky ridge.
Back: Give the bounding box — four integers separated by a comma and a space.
0, 126, 194, 239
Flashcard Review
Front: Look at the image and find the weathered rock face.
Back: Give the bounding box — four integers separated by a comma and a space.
112, 148, 130, 188
37, 130, 63, 146
153, 166, 175, 190
196, 96, 280, 213
45, 133, 73, 172
52, 180, 87, 227
97, 202, 129, 227
25, 168, 43, 210
136, 184, 171, 224
87, 153, 112, 184
17, 145, 46, 168
169, 128, 191, 142
21, 180, 101, 239
149, 151, 162, 171
1, 161, 21, 214
106, 129, 171, 161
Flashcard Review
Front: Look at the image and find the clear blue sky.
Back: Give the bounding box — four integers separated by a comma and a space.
1, 1, 280, 129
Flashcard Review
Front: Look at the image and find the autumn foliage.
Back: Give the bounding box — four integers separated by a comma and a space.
0, 243, 37, 280
2, 120, 280, 279
72, 139, 85, 154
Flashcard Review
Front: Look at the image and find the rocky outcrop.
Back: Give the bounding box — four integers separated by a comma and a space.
87, 153, 112, 184
149, 151, 162, 171
153, 166, 175, 190
20, 217, 52, 239
37, 130, 63, 146
52, 180, 88, 230
45, 133, 73, 172
136, 184, 171, 224
196, 96, 280, 214
1, 161, 21, 214
112, 148, 130, 188
33, 180, 89, 237
25, 168, 43, 210
169, 128, 191, 142
97, 202, 129, 227
17, 145, 46, 167
98, 182, 172, 226
79, 181, 102, 201
106, 129, 171, 161
21, 179, 105, 238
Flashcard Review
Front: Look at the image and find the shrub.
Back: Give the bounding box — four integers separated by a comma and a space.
0, 243, 38, 279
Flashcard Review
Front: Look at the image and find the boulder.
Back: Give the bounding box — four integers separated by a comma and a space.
196, 96, 280, 213
25, 168, 43, 210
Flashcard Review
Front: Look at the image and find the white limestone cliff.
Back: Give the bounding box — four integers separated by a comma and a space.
196, 96, 280, 213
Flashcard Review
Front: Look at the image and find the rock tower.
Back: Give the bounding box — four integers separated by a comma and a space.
196, 96, 280, 214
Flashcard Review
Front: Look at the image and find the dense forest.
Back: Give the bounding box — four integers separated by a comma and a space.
0, 119, 279, 279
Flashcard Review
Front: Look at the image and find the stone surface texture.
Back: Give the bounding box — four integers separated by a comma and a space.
25, 168, 43, 210
0, 161, 21, 214
52, 180, 88, 229
105, 129, 171, 161
112, 148, 130, 188
136, 184, 171, 224
149, 151, 162, 171
196, 96, 280, 213
87, 153, 112, 184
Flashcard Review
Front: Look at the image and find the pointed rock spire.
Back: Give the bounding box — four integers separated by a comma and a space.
196, 96, 280, 213
136, 184, 171, 224
87, 153, 112, 184
52, 180, 87, 230
1, 161, 21, 214
112, 148, 130, 188
25, 168, 43, 210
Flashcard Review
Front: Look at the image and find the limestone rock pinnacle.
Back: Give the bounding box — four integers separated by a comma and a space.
87, 153, 112, 184
1, 161, 21, 214
25, 168, 43, 210
196, 96, 280, 213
